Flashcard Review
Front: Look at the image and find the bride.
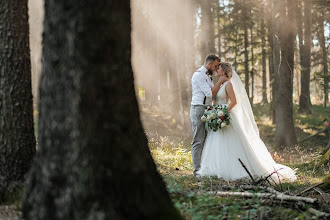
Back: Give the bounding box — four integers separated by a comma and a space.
197, 62, 297, 183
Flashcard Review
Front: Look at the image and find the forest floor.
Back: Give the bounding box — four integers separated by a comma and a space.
0, 103, 328, 219
143, 103, 330, 219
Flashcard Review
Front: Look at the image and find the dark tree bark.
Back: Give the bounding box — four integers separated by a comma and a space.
298, 0, 312, 114
22, 1, 182, 219
0, 0, 36, 197
275, 0, 298, 147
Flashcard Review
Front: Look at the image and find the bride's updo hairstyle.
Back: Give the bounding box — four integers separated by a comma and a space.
219, 62, 232, 78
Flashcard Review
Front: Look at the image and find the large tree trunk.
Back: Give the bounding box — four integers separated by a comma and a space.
275, 0, 298, 147
22, 1, 182, 219
298, 0, 312, 114
0, 0, 36, 197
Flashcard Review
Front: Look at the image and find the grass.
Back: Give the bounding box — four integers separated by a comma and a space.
150, 103, 330, 219
150, 143, 324, 219
3, 104, 328, 219
150, 142, 329, 219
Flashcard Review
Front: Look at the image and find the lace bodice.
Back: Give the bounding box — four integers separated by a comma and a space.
215, 81, 228, 105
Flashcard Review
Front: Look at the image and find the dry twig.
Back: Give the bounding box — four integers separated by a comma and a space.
256, 168, 284, 185
295, 182, 324, 196
238, 158, 256, 184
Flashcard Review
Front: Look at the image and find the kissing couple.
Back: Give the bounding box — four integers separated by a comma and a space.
190, 54, 296, 183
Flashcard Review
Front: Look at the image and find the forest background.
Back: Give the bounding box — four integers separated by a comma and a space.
0, 0, 329, 219
30, 0, 329, 147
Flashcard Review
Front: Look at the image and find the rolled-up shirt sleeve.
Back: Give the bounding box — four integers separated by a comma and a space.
195, 72, 212, 98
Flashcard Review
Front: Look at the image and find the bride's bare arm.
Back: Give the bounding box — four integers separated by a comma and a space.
225, 82, 237, 112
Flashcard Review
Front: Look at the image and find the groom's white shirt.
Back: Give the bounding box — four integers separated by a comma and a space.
191, 66, 214, 106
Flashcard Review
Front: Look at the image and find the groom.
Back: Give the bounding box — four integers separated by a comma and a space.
190, 54, 228, 177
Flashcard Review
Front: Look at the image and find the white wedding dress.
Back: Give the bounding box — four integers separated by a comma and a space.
197, 71, 297, 183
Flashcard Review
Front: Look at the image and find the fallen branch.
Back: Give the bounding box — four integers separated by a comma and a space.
313, 187, 325, 195
238, 158, 256, 184
223, 185, 283, 195
298, 127, 328, 143
213, 191, 317, 204
294, 182, 324, 196
307, 207, 330, 218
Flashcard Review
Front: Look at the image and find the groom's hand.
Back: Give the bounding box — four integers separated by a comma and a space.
212, 75, 228, 96
218, 75, 228, 84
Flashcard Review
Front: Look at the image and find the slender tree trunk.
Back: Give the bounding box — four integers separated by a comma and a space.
294, 0, 302, 103
243, 0, 250, 98
0, 0, 36, 197
156, 23, 161, 106
209, 1, 215, 54
200, 0, 215, 59
267, 4, 274, 118
217, 2, 222, 57
22, 1, 182, 219
275, 0, 298, 147
234, 29, 239, 71
272, 0, 280, 124
183, 0, 196, 130
261, 4, 268, 104
250, 26, 254, 104
143, 2, 158, 108
184, 0, 196, 105
175, 20, 185, 126
295, 65, 300, 100
298, 0, 312, 113
317, 11, 329, 108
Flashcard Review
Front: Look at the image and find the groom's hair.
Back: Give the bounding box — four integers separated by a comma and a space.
205, 54, 220, 64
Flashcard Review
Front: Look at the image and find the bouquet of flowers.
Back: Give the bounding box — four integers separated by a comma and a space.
201, 104, 231, 132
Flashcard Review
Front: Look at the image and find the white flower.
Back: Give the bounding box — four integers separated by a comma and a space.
211, 113, 216, 118
221, 122, 227, 128
218, 111, 224, 117
217, 119, 221, 124
201, 115, 207, 122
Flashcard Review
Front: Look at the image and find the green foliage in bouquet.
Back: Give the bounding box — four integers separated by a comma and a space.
201, 105, 231, 132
